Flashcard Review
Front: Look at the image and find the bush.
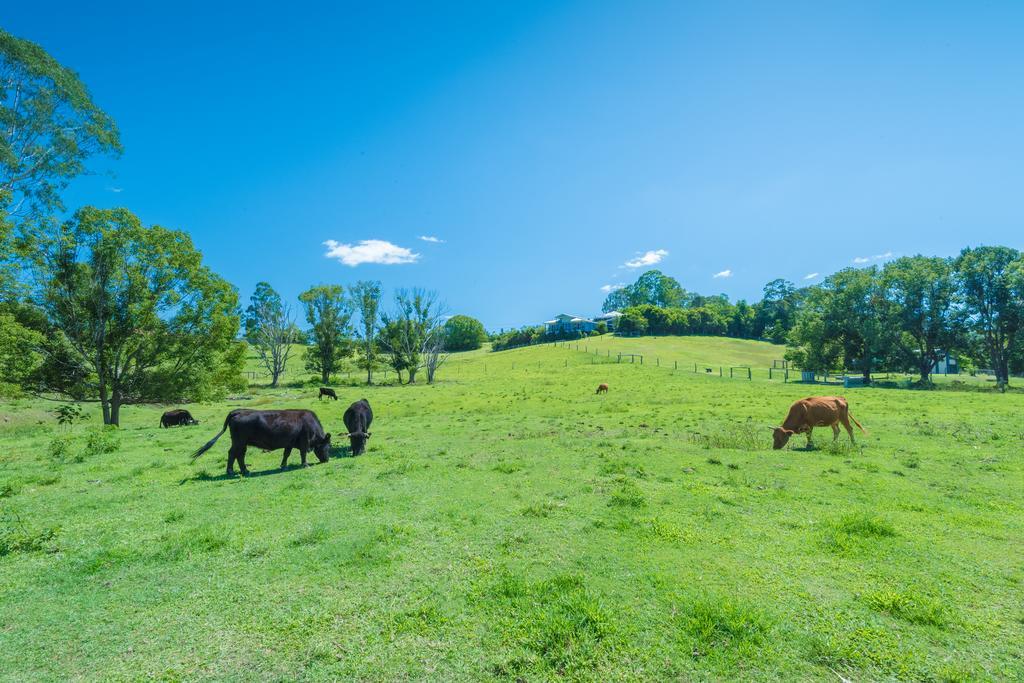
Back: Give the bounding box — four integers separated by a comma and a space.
83, 425, 121, 457
444, 315, 487, 351
47, 434, 75, 462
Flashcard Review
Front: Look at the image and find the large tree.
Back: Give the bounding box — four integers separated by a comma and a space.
350, 280, 382, 385
954, 246, 1024, 387
244, 282, 295, 388
753, 279, 803, 343
1, 30, 121, 219
602, 270, 686, 312
881, 256, 962, 383
299, 284, 353, 384
20, 207, 244, 425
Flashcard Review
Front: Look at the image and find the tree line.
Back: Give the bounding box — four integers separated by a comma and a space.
0, 29, 485, 425
594, 253, 1024, 386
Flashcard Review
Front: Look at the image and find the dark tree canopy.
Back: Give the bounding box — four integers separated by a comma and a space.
0, 29, 121, 219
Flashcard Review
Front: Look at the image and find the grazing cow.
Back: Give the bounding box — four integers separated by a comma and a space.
318, 387, 338, 401
342, 399, 373, 456
596, 383, 609, 394
771, 396, 866, 450
161, 409, 198, 428
705, 368, 713, 374
190, 409, 331, 475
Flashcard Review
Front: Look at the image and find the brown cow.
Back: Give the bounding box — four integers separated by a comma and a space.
772, 396, 866, 449
596, 383, 609, 394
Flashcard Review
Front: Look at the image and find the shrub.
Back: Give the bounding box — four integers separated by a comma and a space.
47, 434, 75, 462
0, 512, 58, 556
83, 425, 121, 457
444, 315, 487, 351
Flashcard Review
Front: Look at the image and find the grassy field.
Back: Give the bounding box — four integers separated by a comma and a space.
1, 337, 1022, 681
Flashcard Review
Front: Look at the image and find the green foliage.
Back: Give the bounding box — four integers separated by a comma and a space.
83, 425, 120, 457
46, 434, 74, 462
0, 29, 121, 220
350, 280, 382, 384
299, 284, 354, 383
53, 404, 86, 427
443, 314, 487, 351
955, 246, 1024, 386
16, 207, 243, 424
0, 311, 42, 396
0, 511, 58, 556
602, 269, 686, 311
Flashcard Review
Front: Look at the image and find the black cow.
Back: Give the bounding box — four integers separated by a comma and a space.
342, 399, 373, 456
318, 387, 338, 401
190, 409, 331, 476
161, 409, 198, 428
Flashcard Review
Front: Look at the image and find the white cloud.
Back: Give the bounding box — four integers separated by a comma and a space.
853, 251, 895, 265
804, 272, 819, 280
418, 235, 445, 243
323, 239, 420, 267
713, 269, 732, 279
600, 283, 625, 293
106, 186, 123, 193
623, 249, 668, 268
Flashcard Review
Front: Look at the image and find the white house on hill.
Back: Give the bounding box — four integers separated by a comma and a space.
544, 311, 622, 334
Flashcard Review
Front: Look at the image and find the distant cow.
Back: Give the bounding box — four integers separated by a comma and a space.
161, 409, 198, 428
190, 409, 332, 475
342, 399, 373, 456
705, 368, 713, 374
318, 387, 338, 401
596, 383, 609, 394
771, 396, 866, 450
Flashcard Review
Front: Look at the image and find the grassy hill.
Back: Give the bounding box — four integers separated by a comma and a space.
1, 339, 1021, 680
531, 334, 787, 369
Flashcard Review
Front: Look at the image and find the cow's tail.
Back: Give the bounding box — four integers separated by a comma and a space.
190, 414, 231, 461
849, 411, 868, 435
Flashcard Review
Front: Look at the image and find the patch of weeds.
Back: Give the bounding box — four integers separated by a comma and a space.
0, 511, 59, 556
163, 510, 185, 523
156, 525, 229, 560
809, 626, 921, 680
851, 461, 880, 473
0, 482, 20, 498
83, 425, 121, 457
376, 461, 426, 479
675, 595, 770, 659
382, 603, 448, 639
522, 500, 561, 518
76, 545, 141, 574
688, 420, 762, 450
608, 479, 646, 508
599, 459, 647, 479
900, 457, 920, 469
291, 524, 330, 547
726, 463, 739, 470
47, 434, 77, 463
706, 457, 722, 465
359, 494, 384, 508
486, 571, 613, 677
834, 512, 897, 538
493, 460, 523, 474
643, 516, 688, 542
863, 589, 948, 628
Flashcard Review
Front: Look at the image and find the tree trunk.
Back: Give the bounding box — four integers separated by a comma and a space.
407, 367, 417, 384
109, 399, 121, 427
270, 370, 280, 388
321, 368, 330, 384
99, 381, 111, 425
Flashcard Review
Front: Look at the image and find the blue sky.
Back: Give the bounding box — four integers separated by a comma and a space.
6, 1, 1024, 329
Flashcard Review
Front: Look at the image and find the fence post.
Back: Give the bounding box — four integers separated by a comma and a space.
719, 367, 722, 377
656, 357, 659, 367
730, 367, 733, 378
674, 360, 677, 370
694, 363, 697, 373
769, 367, 772, 380
748, 367, 751, 381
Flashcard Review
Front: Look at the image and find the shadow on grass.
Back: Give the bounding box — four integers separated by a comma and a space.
178, 460, 335, 484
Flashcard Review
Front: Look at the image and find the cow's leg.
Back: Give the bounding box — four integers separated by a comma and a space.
227, 446, 244, 476
840, 415, 856, 444
300, 448, 308, 466
832, 424, 841, 441
280, 447, 292, 469
806, 428, 814, 449
236, 446, 250, 476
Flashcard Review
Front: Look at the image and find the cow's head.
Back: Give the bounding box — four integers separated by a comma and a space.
313, 433, 331, 463
349, 431, 371, 456
771, 427, 795, 449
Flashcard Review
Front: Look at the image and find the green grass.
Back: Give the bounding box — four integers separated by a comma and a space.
0, 336, 1022, 680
